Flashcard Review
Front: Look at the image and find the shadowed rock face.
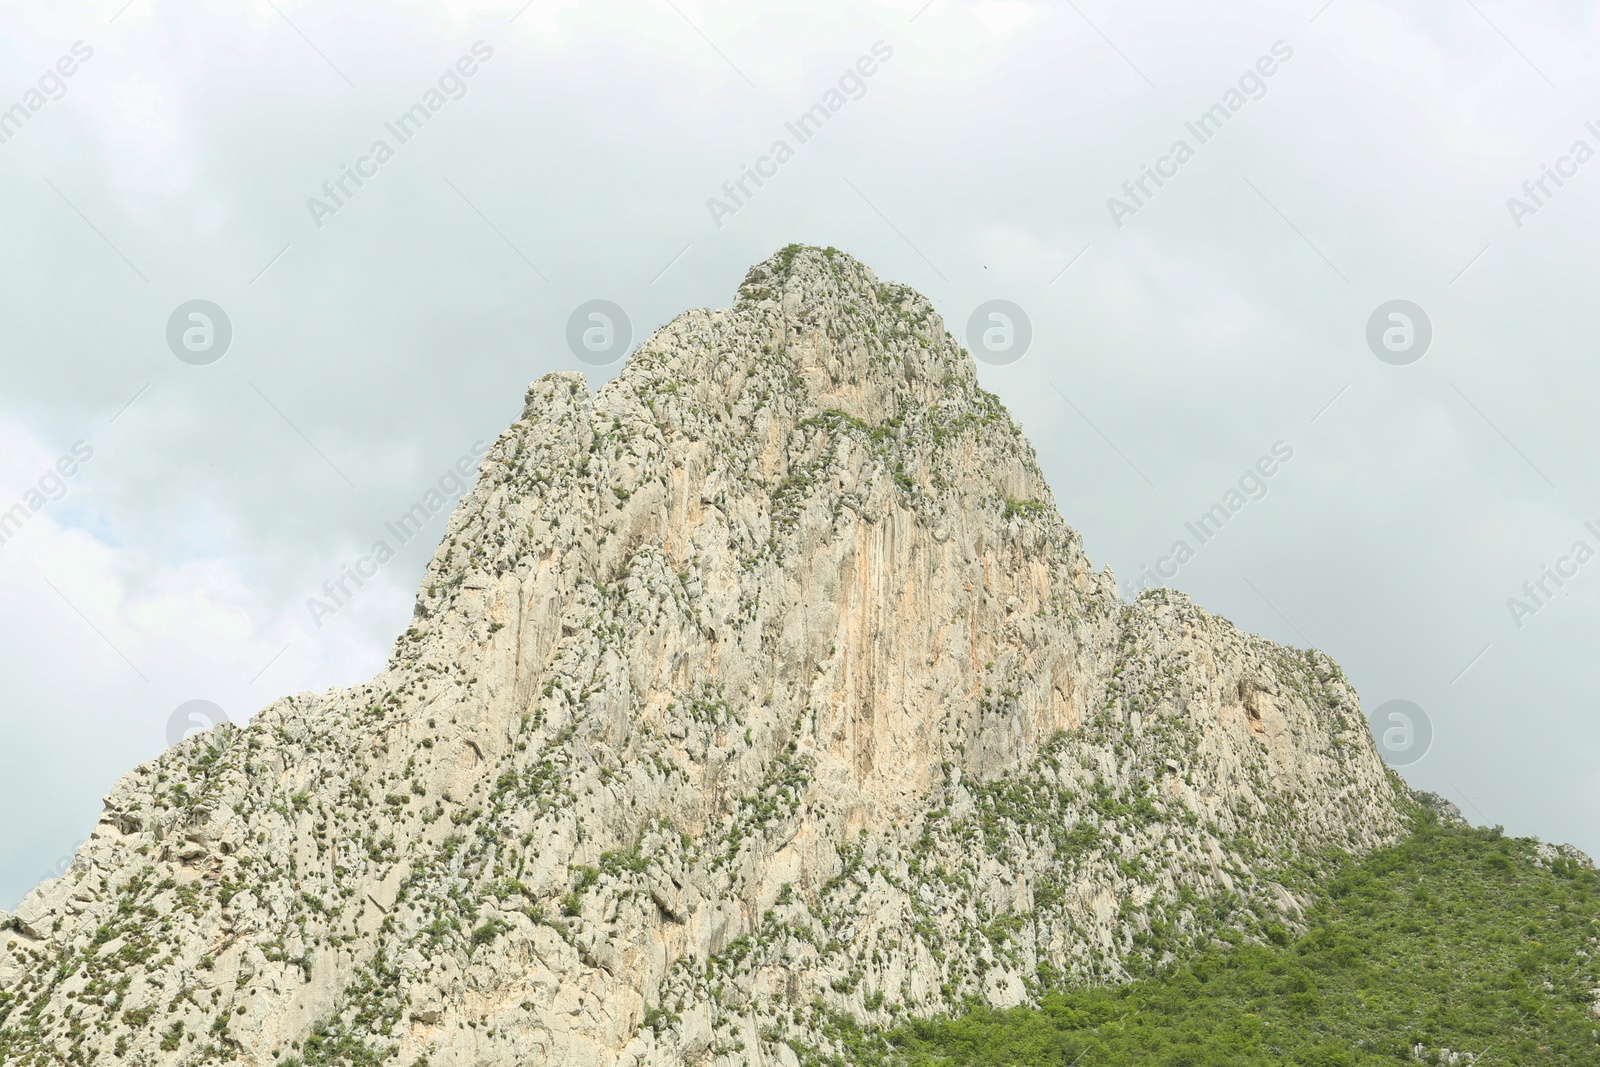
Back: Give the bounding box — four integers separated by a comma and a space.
0, 246, 1405, 1066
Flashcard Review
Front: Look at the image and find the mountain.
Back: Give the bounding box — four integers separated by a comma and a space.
3, 246, 1413, 1066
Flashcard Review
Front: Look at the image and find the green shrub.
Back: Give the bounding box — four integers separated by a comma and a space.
828, 815, 1600, 1067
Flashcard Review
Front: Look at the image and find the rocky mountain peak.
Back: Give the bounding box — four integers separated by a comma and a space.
658, 243, 976, 427
744, 243, 970, 382
0, 247, 1407, 1067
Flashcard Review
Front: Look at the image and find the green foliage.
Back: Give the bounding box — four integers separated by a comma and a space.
562, 865, 601, 916
827, 815, 1600, 1066
470, 918, 510, 948
1000, 497, 1047, 521
600, 843, 649, 876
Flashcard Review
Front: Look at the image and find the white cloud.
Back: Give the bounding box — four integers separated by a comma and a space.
4, 0, 1600, 904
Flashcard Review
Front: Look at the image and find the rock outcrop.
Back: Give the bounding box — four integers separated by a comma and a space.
0, 246, 1407, 1066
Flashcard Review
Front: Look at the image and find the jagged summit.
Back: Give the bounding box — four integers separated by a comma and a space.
538, 244, 978, 434
1, 248, 1405, 1067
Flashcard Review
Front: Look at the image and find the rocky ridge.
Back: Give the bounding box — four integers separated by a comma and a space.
3, 246, 1409, 1066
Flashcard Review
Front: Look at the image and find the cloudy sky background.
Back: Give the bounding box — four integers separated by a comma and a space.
3, 0, 1599, 906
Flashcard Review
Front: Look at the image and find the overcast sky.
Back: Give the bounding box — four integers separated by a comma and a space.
3, 0, 1598, 907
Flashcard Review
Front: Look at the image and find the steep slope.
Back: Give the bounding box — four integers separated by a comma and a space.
0, 246, 1405, 1067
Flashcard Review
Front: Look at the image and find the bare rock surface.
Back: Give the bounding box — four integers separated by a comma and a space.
1, 246, 1409, 1066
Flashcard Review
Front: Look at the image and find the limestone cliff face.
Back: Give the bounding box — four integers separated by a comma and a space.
0, 247, 1405, 1066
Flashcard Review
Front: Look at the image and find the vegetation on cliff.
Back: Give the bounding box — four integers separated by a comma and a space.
813, 811, 1600, 1066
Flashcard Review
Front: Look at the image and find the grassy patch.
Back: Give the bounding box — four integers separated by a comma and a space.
822, 815, 1600, 1066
